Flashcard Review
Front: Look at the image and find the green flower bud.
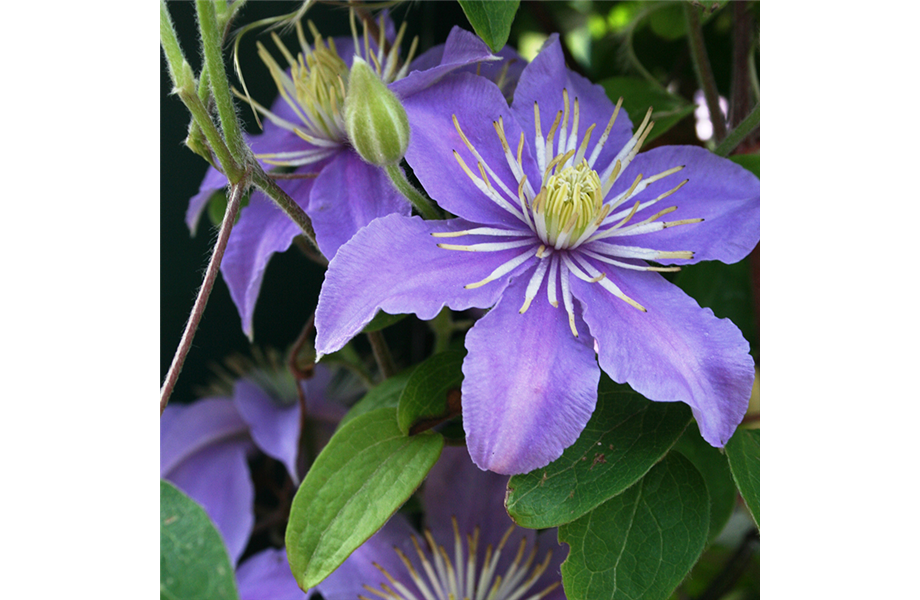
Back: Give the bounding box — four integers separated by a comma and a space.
344, 56, 411, 166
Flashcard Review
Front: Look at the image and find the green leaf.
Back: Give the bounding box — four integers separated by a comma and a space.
338, 368, 415, 430
673, 259, 757, 353
725, 428, 759, 528
285, 407, 444, 590
599, 77, 695, 143
674, 427, 737, 542
160, 480, 239, 600
559, 453, 710, 600
397, 350, 465, 434
729, 153, 760, 178
506, 377, 691, 529
457, 0, 519, 53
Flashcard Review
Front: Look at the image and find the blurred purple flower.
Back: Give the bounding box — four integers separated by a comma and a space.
187, 16, 501, 339
160, 365, 345, 565
314, 446, 566, 600
314, 36, 760, 474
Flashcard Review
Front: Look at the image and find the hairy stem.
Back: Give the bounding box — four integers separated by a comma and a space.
196, 0, 248, 179
160, 179, 247, 415
251, 167, 322, 252
385, 163, 441, 220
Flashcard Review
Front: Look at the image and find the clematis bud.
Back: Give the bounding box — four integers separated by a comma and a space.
344, 56, 411, 166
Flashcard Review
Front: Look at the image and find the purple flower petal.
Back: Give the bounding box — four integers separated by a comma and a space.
390, 27, 499, 98
511, 35, 634, 173
160, 399, 255, 564
236, 548, 307, 600
233, 379, 301, 482
607, 145, 760, 264
165, 441, 255, 565
423, 446, 534, 549
160, 398, 249, 476
308, 149, 411, 257
572, 266, 754, 447
403, 72, 538, 228
186, 167, 229, 236
462, 275, 600, 474
221, 174, 317, 339
315, 214, 527, 357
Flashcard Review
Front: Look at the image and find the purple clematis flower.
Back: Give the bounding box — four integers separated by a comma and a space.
160, 365, 345, 564
313, 36, 760, 474
314, 446, 566, 600
187, 15, 501, 339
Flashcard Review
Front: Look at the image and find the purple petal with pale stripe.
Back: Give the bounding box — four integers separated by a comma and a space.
604, 145, 760, 264
315, 214, 534, 357
462, 275, 600, 474
571, 266, 754, 447
511, 35, 633, 173
403, 72, 538, 228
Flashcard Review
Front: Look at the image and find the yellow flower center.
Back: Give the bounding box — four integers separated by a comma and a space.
535, 160, 603, 249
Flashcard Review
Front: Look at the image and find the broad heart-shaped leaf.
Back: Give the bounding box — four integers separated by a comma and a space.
397, 350, 464, 434
161, 480, 239, 600
506, 377, 691, 529
674, 427, 737, 542
725, 428, 760, 528
457, 0, 519, 52
559, 453, 710, 600
338, 367, 416, 430
285, 407, 443, 590
600, 77, 695, 143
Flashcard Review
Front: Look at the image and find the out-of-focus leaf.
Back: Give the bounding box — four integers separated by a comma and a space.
673, 259, 756, 353
600, 77, 694, 143
506, 377, 691, 528
285, 408, 443, 590
558, 453, 709, 600
397, 350, 464, 434
161, 480, 239, 600
674, 427, 737, 542
457, 0, 519, 53
729, 153, 759, 178
725, 428, 760, 528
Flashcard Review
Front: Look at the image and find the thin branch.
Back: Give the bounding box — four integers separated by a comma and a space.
713, 102, 759, 158
161, 179, 248, 414
366, 330, 397, 380
685, 3, 727, 142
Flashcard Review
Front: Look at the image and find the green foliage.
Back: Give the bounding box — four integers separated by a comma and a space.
361, 310, 408, 333
599, 77, 694, 143
559, 453, 710, 600
397, 350, 464, 434
674, 427, 737, 542
673, 259, 757, 354
457, 0, 520, 52
160, 480, 239, 600
726, 428, 760, 528
730, 153, 760, 178
285, 408, 444, 590
506, 377, 691, 528
338, 367, 415, 429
